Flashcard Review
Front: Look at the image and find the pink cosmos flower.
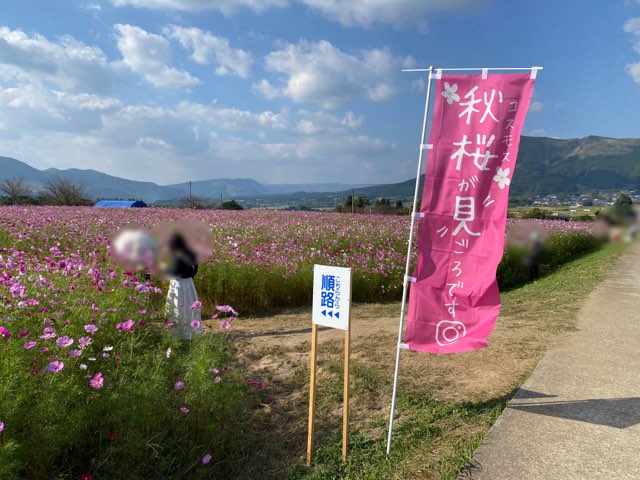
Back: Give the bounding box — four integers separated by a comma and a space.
165, 348, 172, 358
0, 327, 12, 339
190, 320, 201, 329
89, 372, 104, 389
19, 330, 29, 338
84, 325, 98, 334
46, 361, 64, 373
39, 347, 49, 353
216, 305, 238, 315
0, 421, 4, 433
78, 336, 92, 348
40, 327, 56, 339
69, 349, 82, 357
56, 336, 73, 348
116, 319, 134, 332
190, 301, 202, 310
202, 453, 212, 464
219, 320, 231, 330
209, 368, 219, 374
23, 341, 37, 350
180, 407, 189, 414
174, 381, 185, 390
214, 376, 222, 383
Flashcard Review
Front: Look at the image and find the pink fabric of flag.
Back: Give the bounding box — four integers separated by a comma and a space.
405, 73, 536, 354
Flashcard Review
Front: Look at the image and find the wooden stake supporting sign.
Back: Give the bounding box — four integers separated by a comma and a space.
307, 264, 352, 467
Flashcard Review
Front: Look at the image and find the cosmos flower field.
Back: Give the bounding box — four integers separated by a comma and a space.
0, 206, 601, 479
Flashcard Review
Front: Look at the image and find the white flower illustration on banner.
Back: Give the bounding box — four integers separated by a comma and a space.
442, 82, 460, 105
493, 167, 511, 189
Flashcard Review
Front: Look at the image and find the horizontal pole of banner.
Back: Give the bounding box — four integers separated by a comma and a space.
402, 66, 542, 72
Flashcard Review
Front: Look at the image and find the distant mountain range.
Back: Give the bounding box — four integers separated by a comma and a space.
1, 135, 639, 206
0, 156, 371, 203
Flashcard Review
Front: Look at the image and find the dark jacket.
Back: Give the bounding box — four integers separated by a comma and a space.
166, 251, 198, 279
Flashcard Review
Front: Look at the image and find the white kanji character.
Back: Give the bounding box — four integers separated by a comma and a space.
450, 135, 496, 172
508, 101, 518, 113
453, 197, 480, 237
455, 239, 469, 248
471, 134, 497, 171
505, 118, 514, 130
445, 301, 458, 318
502, 152, 510, 163
458, 179, 469, 192
451, 134, 472, 171
480, 89, 502, 123
458, 86, 481, 125
502, 135, 513, 147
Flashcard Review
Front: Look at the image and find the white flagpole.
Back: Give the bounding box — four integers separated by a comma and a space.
386, 65, 435, 455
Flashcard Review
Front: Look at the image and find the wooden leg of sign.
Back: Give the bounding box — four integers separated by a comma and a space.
306, 323, 319, 467
342, 327, 351, 463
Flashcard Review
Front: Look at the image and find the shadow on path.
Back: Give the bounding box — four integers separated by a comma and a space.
509, 396, 640, 429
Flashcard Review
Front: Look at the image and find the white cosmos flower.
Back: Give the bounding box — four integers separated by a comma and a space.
79, 364, 88, 370
493, 167, 511, 189
442, 82, 460, 105
103, 345, 113, 351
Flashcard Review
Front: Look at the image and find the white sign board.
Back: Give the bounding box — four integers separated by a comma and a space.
312, 264, 351, 331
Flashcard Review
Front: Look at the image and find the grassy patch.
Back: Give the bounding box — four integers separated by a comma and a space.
234, 241, 627, 479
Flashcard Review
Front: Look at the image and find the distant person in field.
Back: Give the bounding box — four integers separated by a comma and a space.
523, 231, 545, 281
164, 232, 202, 339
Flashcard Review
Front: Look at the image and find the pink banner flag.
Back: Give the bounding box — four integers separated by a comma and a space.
405, 73, 536, 354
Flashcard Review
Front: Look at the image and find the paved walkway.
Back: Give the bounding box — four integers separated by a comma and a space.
460, 242, 640, 480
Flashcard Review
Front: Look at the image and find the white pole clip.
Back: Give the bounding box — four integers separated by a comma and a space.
530, 67, 542, 79
399, 343, 410, 350
420, 144, 433, 150
404, 275, 417, 283
430, 68, 442, 80
411, 212, 425, 219
482, 68, 488, 80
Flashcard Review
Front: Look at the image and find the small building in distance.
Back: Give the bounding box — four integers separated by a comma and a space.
95, 200, 148, 208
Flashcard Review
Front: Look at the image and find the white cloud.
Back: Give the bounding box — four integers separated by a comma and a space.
174, 101, 288, 130
296, 110, 364, 135
0, 27, 113, 93
259, 40, 413, 107
624, 17, 640, 53
85, 3, 103, 11
624, 18, 640, 84
252, 79, 279, 99
529, 101, 543, 112
626, 62, 640, 84
165, 26, 253, 78
298, 0, 485, 29
112, 0, 485, 29
114, 24, 200, 88
525, 128, 547, 137
111, 0, 287, 15
0, 84, 120, 133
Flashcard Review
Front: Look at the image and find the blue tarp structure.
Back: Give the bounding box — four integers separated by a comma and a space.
95, 200, 148, 208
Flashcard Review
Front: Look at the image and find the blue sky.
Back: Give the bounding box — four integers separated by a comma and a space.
0, 0, 639, 185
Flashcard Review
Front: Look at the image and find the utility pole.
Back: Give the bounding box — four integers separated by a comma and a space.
352, 189, 355, 214
189, 180, 192, 198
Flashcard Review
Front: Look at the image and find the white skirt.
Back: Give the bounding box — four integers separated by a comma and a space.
165, 277, 202, 340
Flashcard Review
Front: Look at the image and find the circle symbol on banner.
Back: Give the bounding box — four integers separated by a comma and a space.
435, 320, 467, 347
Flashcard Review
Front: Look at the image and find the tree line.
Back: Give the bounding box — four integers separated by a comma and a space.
0, 178, 92, 206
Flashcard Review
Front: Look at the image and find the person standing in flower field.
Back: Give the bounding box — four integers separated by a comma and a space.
164, 232, 202, 339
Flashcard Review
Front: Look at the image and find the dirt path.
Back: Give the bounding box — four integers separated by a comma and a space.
230, 302, 400, 350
